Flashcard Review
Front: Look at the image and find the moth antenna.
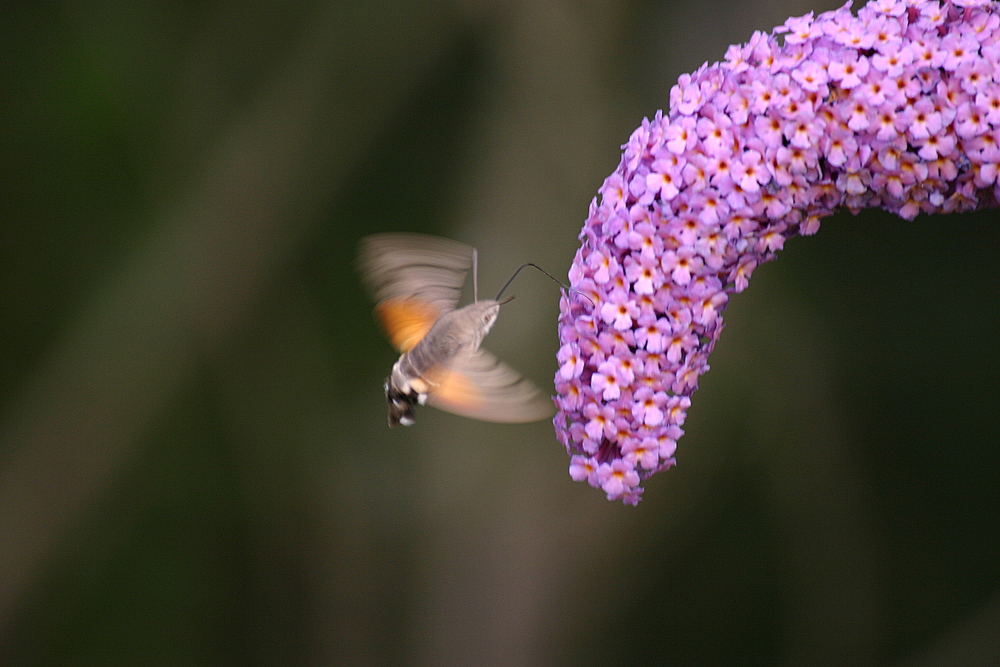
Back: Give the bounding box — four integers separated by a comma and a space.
472, 247, 479, 303
495, 262, 595, 308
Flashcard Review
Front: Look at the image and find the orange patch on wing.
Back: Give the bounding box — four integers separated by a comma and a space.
376, 298, 439, 352
430, 368, 483, 413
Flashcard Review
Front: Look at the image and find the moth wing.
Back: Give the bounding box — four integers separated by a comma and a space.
427, 349, 555, 423
375, 297, 439, 352
357, 233, 473, 317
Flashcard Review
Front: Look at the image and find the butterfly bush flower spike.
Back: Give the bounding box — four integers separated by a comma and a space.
554, 0, 1000, 504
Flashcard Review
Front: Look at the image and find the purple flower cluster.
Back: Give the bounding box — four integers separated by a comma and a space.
555, 0, 1000, 504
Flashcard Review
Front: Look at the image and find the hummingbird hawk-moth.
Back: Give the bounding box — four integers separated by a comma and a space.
358, 233, 555, 427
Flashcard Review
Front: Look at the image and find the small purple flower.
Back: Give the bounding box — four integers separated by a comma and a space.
599, 287, 640, 330
569, 455, 599, 486
597, 460, 641, 501
555, 0, 1000, 504
591, 360, 622, 401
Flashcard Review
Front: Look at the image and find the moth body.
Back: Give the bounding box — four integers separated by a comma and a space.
385, 301, 499, 426
358, 233, 554, 427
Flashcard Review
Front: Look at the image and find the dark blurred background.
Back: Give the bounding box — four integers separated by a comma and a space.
2, 0, 998, 664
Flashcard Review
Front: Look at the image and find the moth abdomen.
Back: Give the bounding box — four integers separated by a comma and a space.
384, 354, 437, 427
385, 378, 419, 427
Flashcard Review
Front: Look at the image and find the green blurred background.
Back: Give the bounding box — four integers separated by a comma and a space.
2, 0, 998, 664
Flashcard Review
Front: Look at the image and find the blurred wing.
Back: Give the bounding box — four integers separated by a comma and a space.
375, 297, 439, 352
357, 233, 473, 317
427, 349, 555, 423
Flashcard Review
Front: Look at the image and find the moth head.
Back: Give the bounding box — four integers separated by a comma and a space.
479, 302, 500, 335
451, 300, 502, 350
